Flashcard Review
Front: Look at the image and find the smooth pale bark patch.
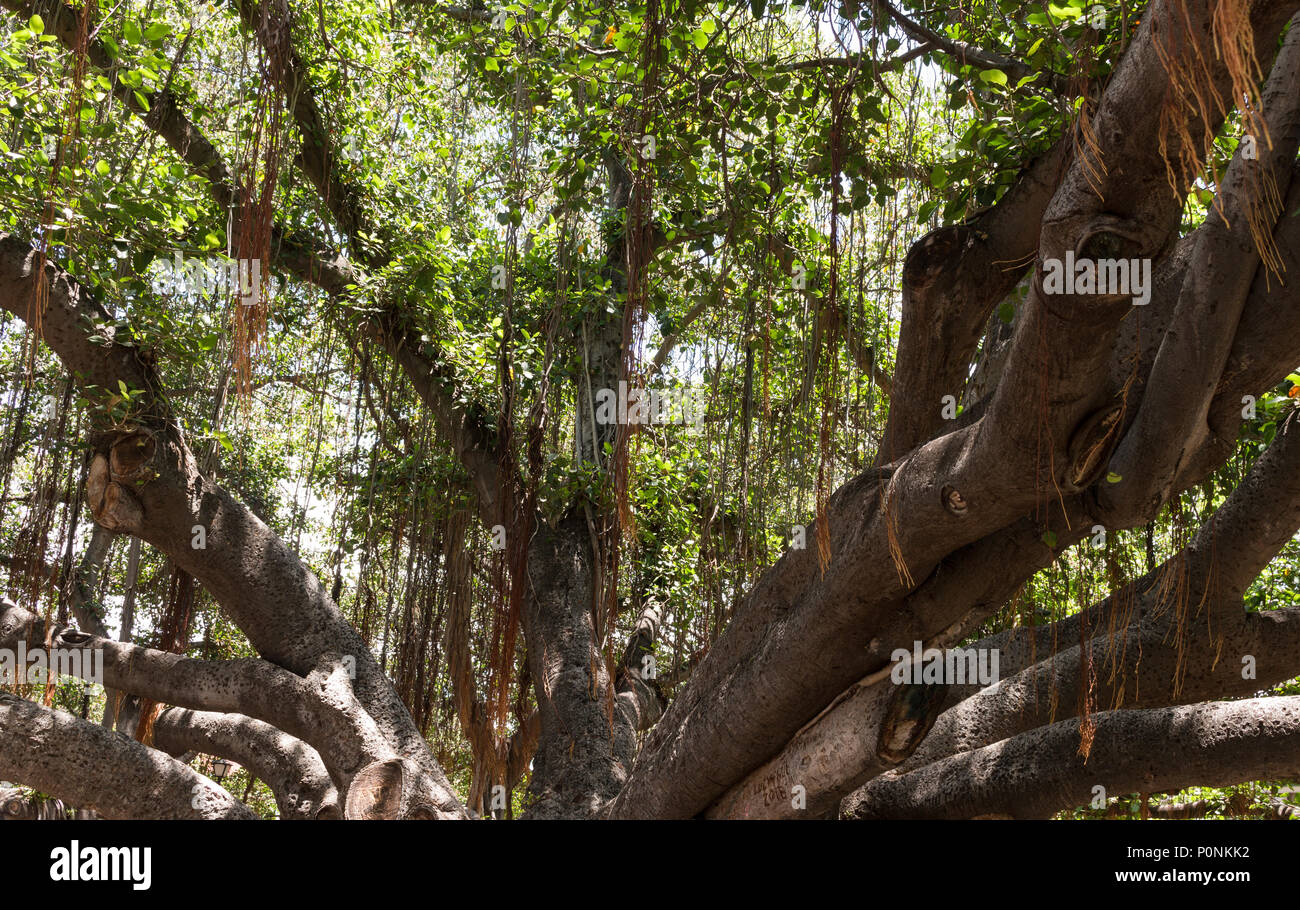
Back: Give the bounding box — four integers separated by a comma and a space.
877, 682, 951, 764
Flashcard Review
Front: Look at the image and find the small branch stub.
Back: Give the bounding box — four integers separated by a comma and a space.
941, 484, 967, 516
1065, 401, 1124, 491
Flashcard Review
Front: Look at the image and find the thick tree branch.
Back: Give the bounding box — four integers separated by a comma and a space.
843, 420, 1300, 820
752, 78, 1300, 821
0, 693, 256, 820
959, 411, 1300, 693
0, 598, 403, 797
614, 605, 666, 734
877, 136, 1068, 459
152, 707, 340, 820
843, 696, 1300, 820
1096, 14, 1300, 528
938, 154, 1300, 701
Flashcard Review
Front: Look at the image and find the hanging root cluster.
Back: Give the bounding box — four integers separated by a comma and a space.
133, 567, 197, 745
598, 0, 665, 686
1151, 0, 1277, 270
232, 4, 291, 399
27, 2, 93, 348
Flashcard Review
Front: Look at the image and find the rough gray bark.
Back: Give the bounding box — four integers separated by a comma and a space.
0, 694, 256, 820
152, 708, 340, 820
0, 598, 394, 797
842, 696, 1300, 820
520, 514, 638, 818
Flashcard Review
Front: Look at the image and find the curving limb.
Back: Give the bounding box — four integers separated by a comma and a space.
152, 708, 340, 820
842, 696, 1300, 820
0, 693, 257, 820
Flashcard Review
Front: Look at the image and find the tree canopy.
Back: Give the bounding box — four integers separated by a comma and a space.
0, 0, 1299, 827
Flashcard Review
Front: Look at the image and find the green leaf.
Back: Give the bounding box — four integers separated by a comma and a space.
144, 22, 172, 42
123, 21, 142, 45
28, 14, 44, 35
1106, 472, 1122, 483
95, 160, 110, 176
1042, 530, 1058, 548
484, 57, 500, 71
979, 69, 1007, 86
